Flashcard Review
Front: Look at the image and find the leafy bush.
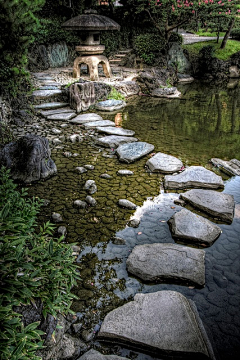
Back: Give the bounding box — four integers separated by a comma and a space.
0, 167, 80, 359
230, 29, 240, 40
199, 45, 216, 60
107, 87, 125, 101
169, 32, 183, 45
134, 33, 165, 65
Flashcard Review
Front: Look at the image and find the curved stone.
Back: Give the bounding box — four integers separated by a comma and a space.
127, 243, 205, 286
85, 195, 96, 206
95, 99, 126, 112
69, 113, 103, 124
118, 199, 137, 210
211, 158, 240, 176
98, 291, 215, 359
96, 127, 135, 137
116, 142, 154, 163
146, 152, 183, 174
83, 180, 97, 194
180, 189, 235, 224
84, 120, 115, 129
96, 135, 138, 148
164, 166, 224, 190
78, 349, 129, 360
168, 209, 222, 246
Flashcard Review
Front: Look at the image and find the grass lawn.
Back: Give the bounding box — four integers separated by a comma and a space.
195, 30, 225, 37
182, 40, 240, 60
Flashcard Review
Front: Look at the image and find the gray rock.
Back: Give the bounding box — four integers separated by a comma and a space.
168, 208, 222, 246
116, 142, 154, 163
33, 102, 68, 110
168, 42, 191, 73
81, 330, 94, 342
164, 166, 224, 190
86, 196, 97, 206
69, 113, 103, 124
128, 218, 140, 228
100, 173, 112, 179
112, 236, 126, 245
51, 212, 63, 223
84, 120, 115, 129
74, 200, 87, 209
40, 108, 74, 117
32, 89, 62, 99
96, 135, 138, 148
211, 158, 240, 176
113, 81, 140, 97
69, 134, 82, 143
118, 199, 137, 210
0, 135, 57, 183
46, 112, 76, 121
96, 127, 135, 137
180, 189, 235, 224
146, 152, 183, 173
77, 349, 129, 360
76, 167, 87, 174
98, 291, 215, 359
52, 128, 62, 135
117, 169, 134, 175
84, 180, 97, 194
127, 243, 205, 286
52, 138, 62, 145
72, 323, 82, 334
95, 99, 126, 112
84, 165, 95, 170
58, 226, 67, 239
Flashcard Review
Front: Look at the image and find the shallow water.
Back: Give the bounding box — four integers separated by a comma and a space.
28, 81, 240, 359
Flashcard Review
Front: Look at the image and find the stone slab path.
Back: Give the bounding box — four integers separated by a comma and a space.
116, 142, 154, 163
146, 152, 183, 174
96, 135, 138, 148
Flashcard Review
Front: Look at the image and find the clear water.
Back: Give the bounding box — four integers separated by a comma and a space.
28, 80, 240, 359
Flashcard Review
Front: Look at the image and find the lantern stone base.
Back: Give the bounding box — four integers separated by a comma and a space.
73, 55, 112, 81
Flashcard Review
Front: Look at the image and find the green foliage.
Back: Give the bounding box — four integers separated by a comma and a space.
0, 123, 13, 146
0, 167, 80, 360
231, 29, 240, 40
107, 87, 125, 101
134, 33, 165, 65
199, 44, 216, 60
169, 32, 183, 45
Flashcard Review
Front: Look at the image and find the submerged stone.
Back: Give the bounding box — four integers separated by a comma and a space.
96, 135, 138, 148
95, 99, 126, 112
96, 127, 135, 137
146, 152, 183, 173
117, 170, 134, 175
118, 199, 137, 210
86, 195, 97, 206
180, 189, 235, 223
68, 113, 103, 124
211, 158, 240, 176
98, 291, 215, 359
164, 166, 224, 190
127, 243, 205, 286
84, 120, 115, 129
116, 142, 154, 163
168, 208, 222, 246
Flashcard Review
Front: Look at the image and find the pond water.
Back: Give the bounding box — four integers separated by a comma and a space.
29, 81, 240, 360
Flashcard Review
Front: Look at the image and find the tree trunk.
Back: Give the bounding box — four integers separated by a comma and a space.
220, 18, 235, 49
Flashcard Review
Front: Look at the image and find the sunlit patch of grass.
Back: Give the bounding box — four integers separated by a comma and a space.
182, 40, 240, 60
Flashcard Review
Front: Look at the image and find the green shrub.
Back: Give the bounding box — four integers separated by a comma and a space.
230, 29, 240, 40
199, 45, 216, 60
134, 33, 165, 65
0, 167, 80, 359
107, 87, 125, 101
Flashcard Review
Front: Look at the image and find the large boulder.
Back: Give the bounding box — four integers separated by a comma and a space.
113, 81, 140, 97
135, 68, 177, 94
126, 243, 205, 286
211, 158, 240, 176
70, 82, 95, 113
180, 189, 235, 224
164, 166, 224, 190
146, 152, 183, 173
0, 135, 57, 183
168, 42, 191, 73
98, 291, 215, 359
116, 142, 154, 163
168, 208, 222, 246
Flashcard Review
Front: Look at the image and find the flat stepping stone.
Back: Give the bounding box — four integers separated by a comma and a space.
95, 99, 126, 112
46, 112, 76, 121
38, 85, 60, 90
168, 208, 222, 246
180, 189, 235, 223
96, 127, 135, 137
84, 120, 115, 129
164, 166, 224, 190
96, 135, 138, 148
126, 243, 205, 286
69, 113, 103, 124
40, 108, 74, 117
146, 152, 183, 173
33, 102, 68, 110
211, 158, 240, 176
98, 291, 215, 359
116, 142, 154, 163
78, 349, 128, 360
32, 89, 62, 98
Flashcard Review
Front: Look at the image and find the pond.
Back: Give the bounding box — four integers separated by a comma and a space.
28, 80, 240, 360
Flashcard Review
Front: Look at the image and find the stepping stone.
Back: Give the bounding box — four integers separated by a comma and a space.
33, 102, 69, 110
146, 152, 183, 173
69, 113, 103, 124
98, 291, 215, 359
126, 243, 205, 286
164, 166, 224, 190
211, 158, 240, 176
96, 127, 135, 137
78, 349, 129, 360
84, 120, 115, 129
168, 208, 222, 246
32, 89, 62, 99
40, 108, 75, 117
38, 85, 60, 90
118, 199, 137, 209
116, 142, 154, 163
180, 189, 235, 224
96, 135, 138, 148
95, 99, 126, 112
46, 112, 76, 121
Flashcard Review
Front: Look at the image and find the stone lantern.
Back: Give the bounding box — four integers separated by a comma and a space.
62, 9, 120, 81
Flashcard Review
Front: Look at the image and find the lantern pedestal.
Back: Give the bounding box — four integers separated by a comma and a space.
73, 54, 112, 81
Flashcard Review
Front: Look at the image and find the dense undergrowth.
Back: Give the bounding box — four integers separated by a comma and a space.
0, 167, 80, 359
